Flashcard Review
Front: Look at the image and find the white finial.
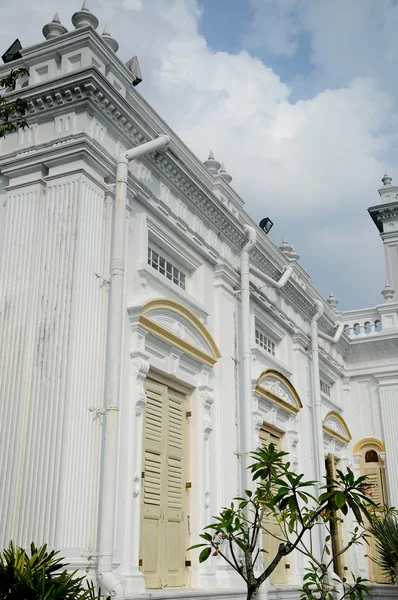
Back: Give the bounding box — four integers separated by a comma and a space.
327, 290, 339, 309
72, 1, 99, 30
102, 24, 119, 52
43, 12, 68, 40
381, 172, 392, 187
381, 281, 395, 302
279, 236, 292, 253
203, 150, 221, 175
279, 236, 299, 261
220, 162, 232, 183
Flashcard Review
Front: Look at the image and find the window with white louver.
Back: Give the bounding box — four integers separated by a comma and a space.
259, 426, 288, 584
140, 380, 187, 589
360, 449, 389, 584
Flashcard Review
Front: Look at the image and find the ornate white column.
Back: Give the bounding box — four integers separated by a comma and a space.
378, 381, 398, 506
118, 342, 149, 595
190, 367, 219, 589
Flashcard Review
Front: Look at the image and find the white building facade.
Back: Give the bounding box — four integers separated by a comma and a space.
0, 5, 397, 600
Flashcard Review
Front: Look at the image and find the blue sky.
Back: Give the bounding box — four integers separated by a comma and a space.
199, 0, 313, 92
1, 0, 396, 310
198, 0, 251, 55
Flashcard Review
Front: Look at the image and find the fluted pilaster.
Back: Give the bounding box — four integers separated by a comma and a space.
379, 385, 398, 506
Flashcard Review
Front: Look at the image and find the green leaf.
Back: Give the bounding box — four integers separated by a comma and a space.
199, 547, 212, 563
335, 491, 346, 508
187, 543, 207, 550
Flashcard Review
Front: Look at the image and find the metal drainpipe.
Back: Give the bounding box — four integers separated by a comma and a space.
98, 135, 170, 599
310, 300, 325, 488
240, 225, 257, 492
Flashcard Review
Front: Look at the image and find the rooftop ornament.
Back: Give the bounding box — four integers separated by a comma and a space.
219, 162, 232, 184
43, 13, 68, 40
203, 150, 221, 175
327, 291, 339, 310
279, 235, 299, 260
102, 25, 119, 53
381, 172, 392, 187
381, 281, 395, 302
71, 1, 99, 30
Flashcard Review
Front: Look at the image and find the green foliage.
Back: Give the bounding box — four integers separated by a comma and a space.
189, 443, 376, 600
368, 509, 398, 583
0, 68, 30, 139
300, 562, 370, 600
0, 542, 110, 600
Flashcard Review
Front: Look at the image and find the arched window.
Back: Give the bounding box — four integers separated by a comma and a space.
375, 320, 382, 332
365, 449, 379, 463
353, 438, 388, 584
364, 321, 371, 334
353, 323, 361, 335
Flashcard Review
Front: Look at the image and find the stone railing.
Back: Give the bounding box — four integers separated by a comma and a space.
339, 303, 398, 338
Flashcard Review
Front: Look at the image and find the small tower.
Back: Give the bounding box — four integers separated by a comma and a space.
368, 172, 398, 300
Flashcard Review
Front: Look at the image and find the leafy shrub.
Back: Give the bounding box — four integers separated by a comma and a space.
0, 542, 109, 600
368, 510, 398, 583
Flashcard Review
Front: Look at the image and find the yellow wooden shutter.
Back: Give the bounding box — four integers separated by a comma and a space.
164, 390, 186, 587
259, 427, 287, 584
140, 380, 187, 589
325, 455, 346, 579
363, 465, 390, 583
140, 381, 165, 588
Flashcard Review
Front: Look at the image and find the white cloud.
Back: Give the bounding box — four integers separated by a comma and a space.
0, 0, 394, 308
122, 0, 143, 11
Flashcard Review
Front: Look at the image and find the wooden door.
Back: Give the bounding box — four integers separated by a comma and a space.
259, 426, 287, 584
363, 462, 389, 583
140, 380, 187, 588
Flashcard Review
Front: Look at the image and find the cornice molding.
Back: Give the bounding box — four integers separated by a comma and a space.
1, 67, 341, 330
368, 200, 398, 233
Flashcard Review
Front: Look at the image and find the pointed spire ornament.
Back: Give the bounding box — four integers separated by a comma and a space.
102, 24, 119, 52
71, 1, 99, 30
289, 245, 300, 261
279, 236, 292, 254
220, 162, 232, 184
381, 281, 395, 302
43, 13, 68, 40
381, 171, 393, 187
327, 291, 339, 309
203, 150, 221, 175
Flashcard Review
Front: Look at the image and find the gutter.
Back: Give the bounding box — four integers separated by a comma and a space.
239, 226, 293, 491
98, 135, 170, 599
310, 300, 325, 488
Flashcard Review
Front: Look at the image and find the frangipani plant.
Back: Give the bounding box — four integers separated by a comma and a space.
189, 444, 375, 600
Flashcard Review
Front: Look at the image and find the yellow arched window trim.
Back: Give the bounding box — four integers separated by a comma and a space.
256, 369, 302, 414
323, 411, 352, 444
353, 437, 386, 454
139, 298, 221, 367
